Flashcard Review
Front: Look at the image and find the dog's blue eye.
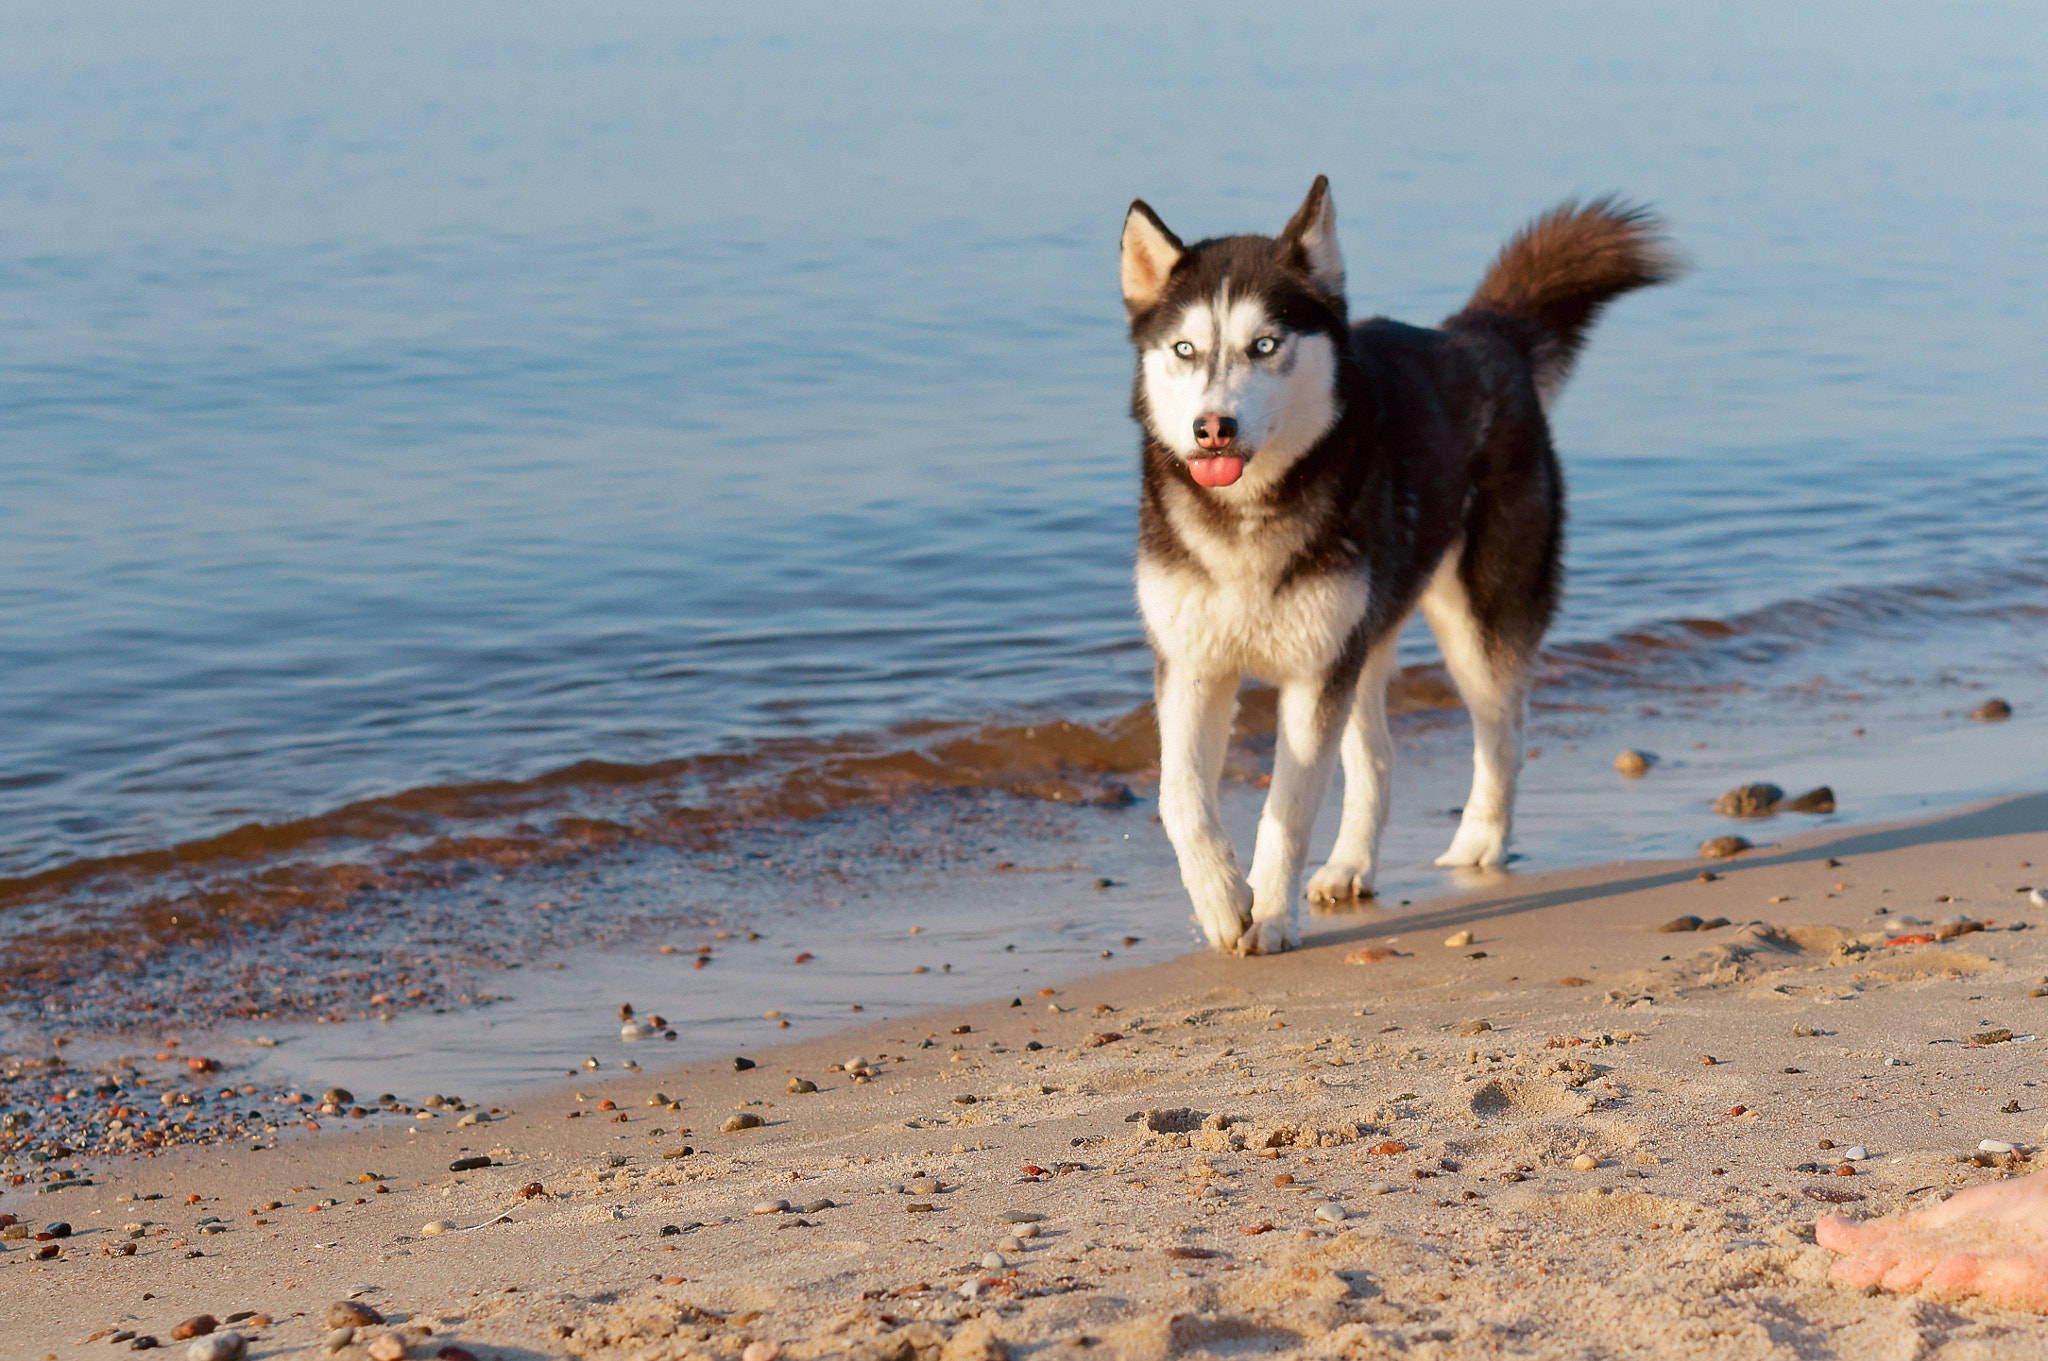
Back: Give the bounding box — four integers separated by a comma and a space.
1172, 340, 1196, 359
1251, 336, 1279, 357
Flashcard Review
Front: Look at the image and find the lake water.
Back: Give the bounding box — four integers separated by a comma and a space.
4, 3, 2047, 1091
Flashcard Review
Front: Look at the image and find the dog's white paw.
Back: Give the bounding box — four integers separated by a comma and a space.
1191, 878, 1254, 951
1306, 860, 1376, 903
1435, 819, 1508, 868
1235, 917, 1293, 956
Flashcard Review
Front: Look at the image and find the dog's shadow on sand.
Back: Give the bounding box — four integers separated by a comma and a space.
1309, 789, 2048, 950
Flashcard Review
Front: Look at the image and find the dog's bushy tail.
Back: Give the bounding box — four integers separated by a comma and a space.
1447, 198, 1681, 409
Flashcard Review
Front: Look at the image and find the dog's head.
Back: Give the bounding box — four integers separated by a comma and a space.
1120, 176, 1348, 492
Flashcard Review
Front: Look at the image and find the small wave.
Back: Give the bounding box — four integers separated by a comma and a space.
7, 556, 2046, 921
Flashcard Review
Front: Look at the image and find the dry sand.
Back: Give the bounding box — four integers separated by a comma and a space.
10, 793, 2048, 1360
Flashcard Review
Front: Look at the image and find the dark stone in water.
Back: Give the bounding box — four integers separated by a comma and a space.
1713, 783, 1783, 817
1971, 698, 2012, 721
1698, 835, 1752, 859
1783, 786, 1835, 813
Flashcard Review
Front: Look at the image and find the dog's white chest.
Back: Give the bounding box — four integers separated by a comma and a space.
1136, 520, 1368, 682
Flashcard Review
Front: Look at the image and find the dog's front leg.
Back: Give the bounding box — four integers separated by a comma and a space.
1240, 680, 1345, 954
1307, 632, 1400, 903
1154, 662, 1250, 951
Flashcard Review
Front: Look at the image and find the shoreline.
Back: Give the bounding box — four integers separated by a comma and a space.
8, 791, 2048, 1357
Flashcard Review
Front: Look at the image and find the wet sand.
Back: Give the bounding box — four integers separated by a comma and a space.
8, 793, 2048, 1359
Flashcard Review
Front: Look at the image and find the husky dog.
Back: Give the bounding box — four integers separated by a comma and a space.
1120, 177, 1676, 954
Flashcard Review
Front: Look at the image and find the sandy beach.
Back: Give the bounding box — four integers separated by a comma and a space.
8, 792, 2048, 1360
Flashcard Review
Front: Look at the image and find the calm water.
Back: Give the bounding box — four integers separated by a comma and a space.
5, 4, 2047, 892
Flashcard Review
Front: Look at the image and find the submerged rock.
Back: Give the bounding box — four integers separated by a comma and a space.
1713, 783, 1783, 817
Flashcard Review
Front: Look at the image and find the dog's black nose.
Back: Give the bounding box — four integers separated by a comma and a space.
1194, 415, 1237, 451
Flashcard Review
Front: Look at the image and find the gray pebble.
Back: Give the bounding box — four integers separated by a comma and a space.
999, 1209, 1043, 1223
751, 1199, 790, 1215
185, 1335, 246, 1361
1843, 1146, 1870, 1161
1314, 1202, 1347, 1223
981, 1250, 1009, 1269
800, 1198, 835, 1214
909, 1178, 942, 1196
999, 1236, 1026, 1252
323, 1330, 356, 1355
1015, 1222, 1040, 1238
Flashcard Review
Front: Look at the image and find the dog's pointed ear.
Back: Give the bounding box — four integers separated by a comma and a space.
1279, 174, 1344, 298
1121, 200, 1185, 311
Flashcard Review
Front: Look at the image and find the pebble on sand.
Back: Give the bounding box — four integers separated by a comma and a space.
367, 1335, 410, 1361
1344, 947, 1400, 964
1699, 835, 1753, 859
742, 1344, 782, 1361
1572, 1154, 1599, 1171
171, 1317, 217, 1340
327, 1302, 385, 1329
419, 1220, 455, 1235
184, 1334, 246, 1361
1313, 1202, 1347, 1223
1443, 930, 1474, 948
722, 1113, 765, 1132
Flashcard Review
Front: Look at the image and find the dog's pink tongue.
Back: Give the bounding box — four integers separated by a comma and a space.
1188, 456, 1245, 487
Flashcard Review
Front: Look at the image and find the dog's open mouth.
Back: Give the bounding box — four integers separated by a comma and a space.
1187, 455, 1245, 488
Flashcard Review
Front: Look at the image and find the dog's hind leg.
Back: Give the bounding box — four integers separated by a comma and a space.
1307, 630, 1402, 903
1154, 661, 1253, 950
1423, 551, 1533, 869
1241, 677, 1350, 954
